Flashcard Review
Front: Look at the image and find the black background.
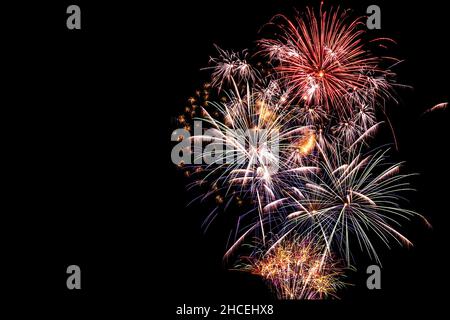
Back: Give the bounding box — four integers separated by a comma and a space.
4, 0, 449, 317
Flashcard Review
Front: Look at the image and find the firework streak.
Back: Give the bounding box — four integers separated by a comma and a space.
172, 6, 429, 299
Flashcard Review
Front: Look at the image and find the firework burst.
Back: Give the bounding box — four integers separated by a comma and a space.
239, 237, 345, 299
279, 143, 429, 265
259, 7, 395, 113
187, 82, 318, 245
205, 45, 258, 92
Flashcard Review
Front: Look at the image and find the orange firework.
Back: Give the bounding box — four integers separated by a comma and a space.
244, 238, 345, 299
297, 130, 316, 156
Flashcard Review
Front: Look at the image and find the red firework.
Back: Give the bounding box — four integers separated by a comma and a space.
259, 7, 394, 113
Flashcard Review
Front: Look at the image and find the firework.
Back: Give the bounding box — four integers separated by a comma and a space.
188, 83, 318, 244
239, 237, 345, 299
192, 87, 297, 197
172, 5, 430, 300
205, 45, 258, 92
422, 102, 448, 116
279, 142, 429, 265
259, 7, 395, 113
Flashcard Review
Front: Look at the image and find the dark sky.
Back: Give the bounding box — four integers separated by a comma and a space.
4, 0, 449, 317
